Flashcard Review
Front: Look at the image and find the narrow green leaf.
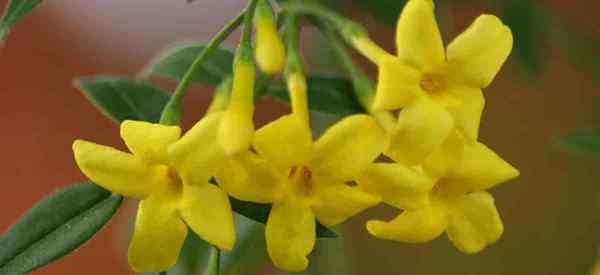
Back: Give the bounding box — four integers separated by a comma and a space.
0, 0, 43, 43
229, 197, 338, 238
269, 76, 364, 116
141, 43, 235, 86
557, 132, 600, 155
74, 77, 170, 123
0, 183, 122, 274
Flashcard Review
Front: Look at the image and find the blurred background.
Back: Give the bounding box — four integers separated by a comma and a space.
0, 0, 599, 274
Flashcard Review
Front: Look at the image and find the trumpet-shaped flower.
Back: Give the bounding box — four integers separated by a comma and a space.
360, 132, 519, 253
72, 116, 235, 272
217, 114, 384, 271
218, 61, 256, 155
352, 0, 513, 165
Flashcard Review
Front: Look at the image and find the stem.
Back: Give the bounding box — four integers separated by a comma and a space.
282, 14, 309, 123
203, 246, 221, 275
314, 18, 397, 132
157, 271, 167, 275
158, 10, 246, 125
235, 0, 260, 64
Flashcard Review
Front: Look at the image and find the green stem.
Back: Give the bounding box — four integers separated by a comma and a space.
283, 14, 304, 75
235, 0, 260, 64
157, 271, 167, 275
314, 19, 374, 106
202, 246, 221, 275
158, 10, 246, 125
278, 1, 367, 40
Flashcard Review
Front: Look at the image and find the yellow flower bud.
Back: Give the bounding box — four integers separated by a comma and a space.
218, 62, 255, 155
255, 17, 286, 75
287, 72, 309, 123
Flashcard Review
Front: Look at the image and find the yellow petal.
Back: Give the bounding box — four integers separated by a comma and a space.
266, 198, 316, 272
253, 114, 312, 169
169, 113, 225, 186
72, 140, 162, 199
422, 130, 465, 178
359, 163, 435, 210
386, 97, 454, 166
366, 199, 448, 243
180, 183, 236, 250
446, 191, 503, 253
120, 120, 181, 164
312, 180, 380, 227
395, 0, 445, 71
312, 115, 385, 182
436, 86, 485, 141
216, 151, 283, 203
453, 142, 519, 192
255, 17, 286, 75
372, 56, 421, 111
447, 15, 513, 88
128, 195, 187, 273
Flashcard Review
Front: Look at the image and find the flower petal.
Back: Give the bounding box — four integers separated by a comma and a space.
180, 183, 236, 250
253, 114, 312, 170
395, 0, 445, 71
266, 198, 315, 272
422, 130, 465, 178
216, 151, 283, 203
72, 140, 161, 199
453, 142, 519, 192
312, 115, 385, 182
358, 163, 435, 210
168, 113, 225, 185
438, 86, 485, 141
366, 199, 448, 243
312, 180, 380, 227
128, 195, 187, 273
446, 192, 504, 254
447, 15, 513, 88
386, 97, 454, 166
372, 56, 421, 111
120, 120, 181, 164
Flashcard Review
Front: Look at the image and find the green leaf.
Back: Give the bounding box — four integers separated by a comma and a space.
221, 215, 268, 275
141, 43, 235, 86
229, 197, 338, 238
0, 183, 122, 274
74, 77, 170, 123
557, 132, 600, 155
167, 231, 210, 275
0, 0, 43, 43
498, 0, 545, 76
268, 76, 364, 116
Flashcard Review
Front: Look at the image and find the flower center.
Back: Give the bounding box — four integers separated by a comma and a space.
420, 72, 446, 93
165, 167, 184, 193
288, 165, 313, 196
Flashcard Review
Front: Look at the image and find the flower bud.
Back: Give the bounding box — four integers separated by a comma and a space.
218, 62, 255, 155
254, 0, 285, 75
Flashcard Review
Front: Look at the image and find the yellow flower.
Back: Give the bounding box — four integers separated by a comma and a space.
72, 116, 235, 272
359, 131, 519, 253
218, 61, 256, 155
217, 114, 384, 271
352, 0, 513, 165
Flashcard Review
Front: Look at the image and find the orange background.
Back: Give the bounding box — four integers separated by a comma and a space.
0, 0, 598, 274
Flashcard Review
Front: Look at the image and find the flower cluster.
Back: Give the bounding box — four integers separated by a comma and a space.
71, 0, 519, 273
